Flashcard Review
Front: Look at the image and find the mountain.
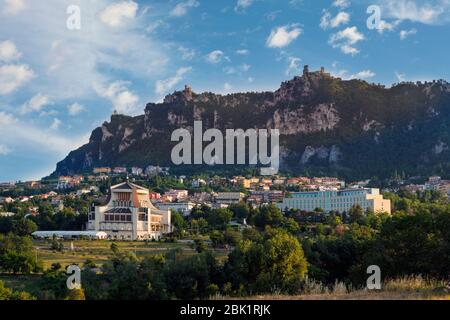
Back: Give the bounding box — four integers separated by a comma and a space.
52, 66, 450, 180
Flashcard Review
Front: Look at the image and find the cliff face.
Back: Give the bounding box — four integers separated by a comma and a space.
52, 69, 450, 180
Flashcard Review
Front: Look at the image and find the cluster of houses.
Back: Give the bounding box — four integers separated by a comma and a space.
4, 173, 450, 229
190, 176, 346, 192
93, 166, 170, 177
402, 176, 450, 197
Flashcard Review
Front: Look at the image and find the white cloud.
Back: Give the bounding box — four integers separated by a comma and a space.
289, 0, 303, 8
1, 1, 168, 101
2, 0, 26, 14
67, 103, 86, 116
0, 64, 34, 95
223, 66, 237, 74
155, 67, 192, 95
0, 40, 22, 62
395, 71, 406, 82
236, 49, 249, 55
333, 0, 350, 9
320, 11, 332, 29
0, 111, 87, 157
0, 111, 17, 126
349, 70, 376, 79
240, 63, 251, 72
20, 93, 52, 114
380, 0, 447, 25
235, 0, 254, 12
50, 118, 61, 130
206, 50, 225, 63
331, 69, 375, 80
266, 24, 302, 48
400, 28, 417, 39
94, 81, 140, 115
0, 144, 11, 156
170, 0, 199, 17
286, 57, 302, 76
178, 46, 196, 60
376, 20, 399, 33
320, 11, 350, 29
99, 1, 139, 27
224, 64, 250, 75
329, 26, 365, 56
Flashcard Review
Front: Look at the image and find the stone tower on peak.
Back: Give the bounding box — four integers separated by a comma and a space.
303, 65, 309, 77
183, 85, 193, 100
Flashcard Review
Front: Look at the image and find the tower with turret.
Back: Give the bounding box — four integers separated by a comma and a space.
183, 85, 193, 100
303, 65, 309, 77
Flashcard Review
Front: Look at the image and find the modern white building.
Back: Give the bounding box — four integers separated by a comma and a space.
156, 202, 196, 216
277, 188, 391, 214
87, 182, 171, 240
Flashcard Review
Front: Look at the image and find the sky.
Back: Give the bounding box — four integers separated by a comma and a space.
1, 0, 450, 181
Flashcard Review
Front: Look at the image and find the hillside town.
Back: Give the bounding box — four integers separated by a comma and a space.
1, 165, 449, 225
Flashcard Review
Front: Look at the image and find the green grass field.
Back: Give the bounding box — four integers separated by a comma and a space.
1, 239, 230, 296
33, 239, 199, 269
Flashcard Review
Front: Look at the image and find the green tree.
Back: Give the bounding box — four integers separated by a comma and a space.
65, 288, 86, 300
254, 204, 284, 228
0, 281, 36, 300
348, 205, 365, 224
12, 218, 38, 236
225, 229, 308, 294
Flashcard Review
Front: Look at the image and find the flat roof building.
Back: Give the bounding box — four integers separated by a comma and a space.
32, 231, 108, 240
277, 188, 391, 214
215, 192, 245, 205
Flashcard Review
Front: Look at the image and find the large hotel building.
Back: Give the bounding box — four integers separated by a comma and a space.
277, 188, 391, 214
88, 182, 171, 240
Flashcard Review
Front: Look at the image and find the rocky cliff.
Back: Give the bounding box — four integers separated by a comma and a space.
52, 67, 450, 180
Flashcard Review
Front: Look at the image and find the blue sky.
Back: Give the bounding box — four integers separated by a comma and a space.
1, 0, 450, 181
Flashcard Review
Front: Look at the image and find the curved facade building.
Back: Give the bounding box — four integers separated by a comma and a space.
88, 182, 171, 240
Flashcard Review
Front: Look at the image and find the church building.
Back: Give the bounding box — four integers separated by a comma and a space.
88, 181, 171, 240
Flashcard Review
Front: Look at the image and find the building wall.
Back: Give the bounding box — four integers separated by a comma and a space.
277, 188, 391, 214
88, 182, 171, 240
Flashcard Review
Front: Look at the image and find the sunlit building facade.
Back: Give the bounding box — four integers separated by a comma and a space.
277, 188, 391, 214
88, 182, 171, 240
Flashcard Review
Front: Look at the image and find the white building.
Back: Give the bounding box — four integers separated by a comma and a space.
88, 182, 171, 240
131, 167, 143, 176
164, 189, 189, 201
32, 231, 108, 240
215, 192, 245, 205
277, 188, 391, 214
156, 202, 196, 216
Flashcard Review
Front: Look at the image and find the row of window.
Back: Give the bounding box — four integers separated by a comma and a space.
105, 214, 132, 222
